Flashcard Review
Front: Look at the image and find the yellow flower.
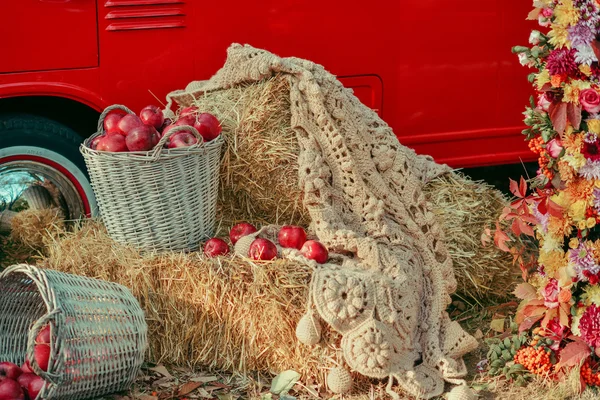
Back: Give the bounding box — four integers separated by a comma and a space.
536, 69, 551, 89
572, 309, 584, 336
588, 217, 597, 229
563, 84, 581, 103
539, 249, 567, 277
582, 286, 600, 306
564, 154, 587, 170
549, 24, 571, 48
580, 64, 593, 76
554, 0, 580, 27
529, 272, 550, 291
579, 220, 587, 230
588, 119, 600, 134
570, 237, 580, 248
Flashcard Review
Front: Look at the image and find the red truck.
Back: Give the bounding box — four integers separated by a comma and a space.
0, 1, 534, 219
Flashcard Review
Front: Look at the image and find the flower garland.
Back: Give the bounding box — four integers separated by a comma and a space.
497, 0, 600, 387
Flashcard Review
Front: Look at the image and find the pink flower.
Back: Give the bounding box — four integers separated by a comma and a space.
579, 304, 600, 348
537, 93, 551, 112
542, 279, 560, 309
581, 89, 600, 114
546, 318, 565, 350
546, 138, 563, 158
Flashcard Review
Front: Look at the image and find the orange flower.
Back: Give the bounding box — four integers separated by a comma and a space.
558, 288, 572, 303
567, 177, 595, 201
551, 74, 564, 87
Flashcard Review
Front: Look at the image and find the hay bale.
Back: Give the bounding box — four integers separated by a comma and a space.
39, 221, 373, 392
10, 208, 64, 248
424, 173, 520, 299
189, 76, 517, 298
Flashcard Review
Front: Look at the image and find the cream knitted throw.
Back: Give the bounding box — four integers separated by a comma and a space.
165, 44, 478, 399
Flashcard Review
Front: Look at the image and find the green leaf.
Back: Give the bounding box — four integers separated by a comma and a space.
261, 395, 273, 400
490, 318, 505, 333
270, 370, 301, 395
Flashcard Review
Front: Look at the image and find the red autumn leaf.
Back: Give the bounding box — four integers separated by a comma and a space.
514, 282, 538, 300
541, 307, 558, 328
592, 40, 600, 62
519, 312, 545, 332
511, 219, 522, 236
509, 177, 528, 198
177, 382, 203, 397
556, 340, 591, 370
519, 176, 527, 198
516, 300, 545, 324
567, 102, 582, 130
547, 198, 563, 218
549, 102, 568, 134
559, 302, 570, 328
519, 213, 539, 225
494, 225, 511, 253
517, 218, 535, 236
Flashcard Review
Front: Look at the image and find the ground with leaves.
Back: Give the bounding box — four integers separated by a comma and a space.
2, 235, 596, 400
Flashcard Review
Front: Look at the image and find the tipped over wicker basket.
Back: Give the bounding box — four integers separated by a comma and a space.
0, 264, 147, 400
80, 105, 224, 252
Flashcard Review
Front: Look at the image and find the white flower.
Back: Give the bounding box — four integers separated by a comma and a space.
575, 44, 598, 66
529, 30, 542, 45
579, 161, 600, 180
518, 53, 534, 67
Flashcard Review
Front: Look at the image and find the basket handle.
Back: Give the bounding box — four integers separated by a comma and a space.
27, 309, 62, 385
97, 104, 135, 134
151, 125, 205, 160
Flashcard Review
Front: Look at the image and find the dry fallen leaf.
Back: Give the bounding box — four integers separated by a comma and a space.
149, 365, 174, 379
178, 382, 204, 397
190, 376, 219, 384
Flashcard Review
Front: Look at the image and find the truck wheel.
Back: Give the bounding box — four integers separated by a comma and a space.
0, 114, 97, 219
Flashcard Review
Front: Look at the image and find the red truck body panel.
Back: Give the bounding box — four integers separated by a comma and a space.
0, 0, 534, 168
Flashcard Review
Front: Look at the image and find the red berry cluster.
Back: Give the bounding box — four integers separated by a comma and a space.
514, 345, 553, 376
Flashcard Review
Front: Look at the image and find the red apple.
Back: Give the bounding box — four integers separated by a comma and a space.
0, 378, 24, 400
126, 125, 159, 151
300, 240, 329, 264
229, 222, 257, 245
20, 361, 32, 375
103, 111, 126, 134
139, 105, 165, 130
117, 114, 144, 135
35, 325, 50, 345
277, 225, 307, 250
168, 132, 198, 148
203, 238, 230, 257
27, 377, 44, 400
17, 374, 35, 391
96, 134, 128, 152
180, 105, 199, 118
33, 344, 50, 372
175, 115, 196, 127
248, 238, 278, 261
193, 113, 222, 142
0, 363, 21, 381
90, 135, 102, 150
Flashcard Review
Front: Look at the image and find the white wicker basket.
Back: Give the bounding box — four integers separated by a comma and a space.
0, 264, 147, 400
80, 105, 224, 252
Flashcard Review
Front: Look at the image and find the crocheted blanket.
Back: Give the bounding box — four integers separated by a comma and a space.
165, 44, 478, 399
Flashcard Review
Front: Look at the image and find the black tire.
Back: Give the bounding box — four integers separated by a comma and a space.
0, 114, 96, 218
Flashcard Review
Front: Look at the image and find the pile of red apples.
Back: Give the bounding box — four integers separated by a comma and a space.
203, 223, 329, 263
90, 105, 221, 152
0, 326, 51, 400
